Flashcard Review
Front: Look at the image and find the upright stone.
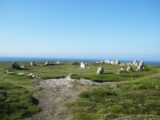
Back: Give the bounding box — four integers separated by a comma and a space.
136, 61, 144, 71
80, 62, 86, 69
97, 66, 104, 74
30, 61, 36, 66
126, 66, 132, 72
117, 67, 125, 74
12, 62, 22, 69
115, 59, 120, 64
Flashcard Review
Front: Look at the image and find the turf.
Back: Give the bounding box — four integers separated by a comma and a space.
0, 61, 160, 120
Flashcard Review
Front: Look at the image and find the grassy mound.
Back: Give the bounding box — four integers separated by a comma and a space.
69, 72, 160, 120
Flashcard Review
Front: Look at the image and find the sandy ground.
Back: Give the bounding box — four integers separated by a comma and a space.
32, 77, 117, 120
32, 77, 78, 120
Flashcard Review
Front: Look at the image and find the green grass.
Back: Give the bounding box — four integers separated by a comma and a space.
69, 67, 160, 120
0, 62, 40, 120
0, 61, 160, 120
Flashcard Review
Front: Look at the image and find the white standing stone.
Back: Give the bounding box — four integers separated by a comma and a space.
110, 61, 115, 64
30, 61, 36, 66
97, 66, 104, 74
115, 59, 120, 64
126, 66, 132, 72
80, 62, 86, 69
136, 60, 144, 71
117, 67, 125, 74
44, 61, 49, 66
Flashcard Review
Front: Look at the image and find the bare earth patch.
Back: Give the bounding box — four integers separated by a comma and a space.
33, 77, 78, 120
33, 77, 118, 120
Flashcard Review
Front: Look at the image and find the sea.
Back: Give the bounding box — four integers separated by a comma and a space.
0, 57, 160, 66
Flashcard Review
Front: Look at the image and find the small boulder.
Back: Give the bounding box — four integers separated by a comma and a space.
115, 59, 120, 64
126, 66, 132, 72
117, 67, 125, 74
56, 61, 62, 65
6, 70, 15, 75
136, 61, 144, 71
80, 62, 86, 69
30, 61, 36, 66
12, 62, 24, 69
44, 61, 50, 66
28, 73, 36, 78
97, 66, 104, 74
18, 72, 25, 76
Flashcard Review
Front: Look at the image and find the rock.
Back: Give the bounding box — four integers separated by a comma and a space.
12, 62, 24, 69
126, 66, 132, 72
133, 60, 138, 66
80, 62, 86, 69
136, 61, 144, 71
110, 61, 115, 65
97, 66, 104, 74
44, 61, 49, 66
56, 61, 62, 65
115, 59, 120, 64
6, 70, 15, 75
139, 61, 144, 66
120, 67, 125, 71
28, 73, 36, 78
30, 61, 36, 66
18, 72, 25, 76
117, 67, 125, 74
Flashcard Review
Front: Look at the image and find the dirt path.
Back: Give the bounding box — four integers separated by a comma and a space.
33, 77, 118, 120
33, 77, 78, 120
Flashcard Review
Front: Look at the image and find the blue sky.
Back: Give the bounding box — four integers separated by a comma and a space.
0, 0, 160, 61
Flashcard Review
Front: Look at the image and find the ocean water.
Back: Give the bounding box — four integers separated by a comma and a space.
0, 57, 160, 66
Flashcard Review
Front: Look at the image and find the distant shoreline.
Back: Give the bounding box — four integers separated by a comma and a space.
0, 57, 160, 66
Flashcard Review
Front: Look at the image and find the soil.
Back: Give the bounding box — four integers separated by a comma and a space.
32, 77, 117, 120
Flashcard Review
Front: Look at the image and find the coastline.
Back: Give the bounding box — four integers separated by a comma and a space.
0, 57, 160, 66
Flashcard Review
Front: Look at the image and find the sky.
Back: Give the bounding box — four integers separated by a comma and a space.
0, 0, 160, 61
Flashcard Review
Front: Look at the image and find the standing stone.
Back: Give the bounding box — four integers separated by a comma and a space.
115, 59, 120, 64
56, 61, 60, 65
80, 62, 86, 69
44, 61, 49, 66
30, 61, 36, 66
126, 66, 132, 72
97, 66, 104, 74
12, 62, 23, 69
117, 67, 125, 74
136, 61, 144, 71
133, 60, 138, 66
110, 61, 115, 64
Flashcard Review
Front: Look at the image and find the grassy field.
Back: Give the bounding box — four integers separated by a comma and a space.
0, 61, 160, 120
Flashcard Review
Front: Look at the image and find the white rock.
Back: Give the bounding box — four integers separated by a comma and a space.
6, 70, 15, 75
126, 66, 132, 72
18, 72, 25, 76
136, 61, 144, 71
30, 61, 36, 66
115, 59, 120, 64
80, 62, 86, 69
117, 67, 125, 74
97, 66, 104, 74
110, 61, 115, 64
44, 61, 49, 66
56, 61, 61, 64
